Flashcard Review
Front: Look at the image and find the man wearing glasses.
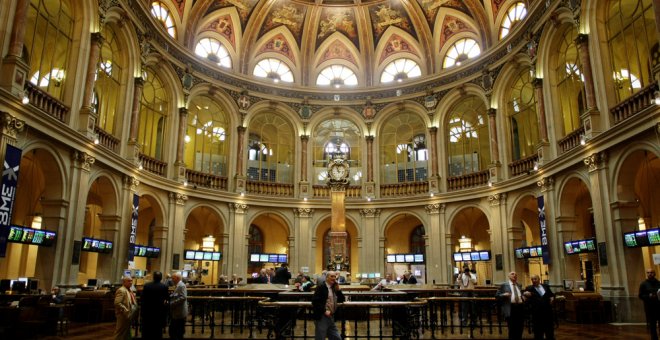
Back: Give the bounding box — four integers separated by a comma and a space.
639, 268, 660, 340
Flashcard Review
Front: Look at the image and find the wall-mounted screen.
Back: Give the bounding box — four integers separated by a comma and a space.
395, 254, 405, 262
203, 252, 212, 260
623, 228, 660, 248
183, 250, 222, 261
7, 225, 57, 247
479, 251, 490, 261
277, 254, 287, 263
212, 252, 221, 261
404, 254, 414, 262
453, 253, 462, 262
133, 245, 160, 258
563, 238, 597, 255
387, 253, 425, 263
249, 253, 288, 263
268, 254, 278, 263
414, 254, 424, 262
453, 251, 492, 262
259, 254, 269, 262
514, 246, 543, 259
185, 250, 196, 260
387, 254, 396, 263
250, 254, 260, 262
81, 237, 113, 254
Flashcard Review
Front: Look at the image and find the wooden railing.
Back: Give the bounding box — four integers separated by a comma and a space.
93, 126, 119, 153
379, 181, 429, 197
138, 153, 167, 176
185, 169, 228, 190
508, 154, 539, 177
246, 181, 294, 197
447, 170, 489, 191
25, 82, 69, 123
610, 83, 658, 124
558, 125, 585, 154
312, 185, 362, 198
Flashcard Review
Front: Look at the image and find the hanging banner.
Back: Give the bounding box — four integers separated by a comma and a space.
128, 193, 138, 262
537, 195, 551, 264
0, 144, 23, 257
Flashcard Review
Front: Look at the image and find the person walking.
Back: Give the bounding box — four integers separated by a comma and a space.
523, 274, 555, 340
496, 271, 525, 340
457, 266, 477, 326
169, 272, 188, 340
312, 271, 345, 340
639, 268, 660, 340
114, 276, 137, 340
141, 271, 169, 339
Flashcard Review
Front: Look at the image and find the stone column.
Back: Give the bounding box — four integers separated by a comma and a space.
299, 135, 310, 198
537, 176, 559, 284
127, 77, 144, 163
227, 203, 249, 277
116, 176, 138, 278
487, 108, 501, 182
575, 34, 602, 138
235, 126, 246, 193
97, 214, 120, 283
428, 127, 439, 194
532, 78, 551, 164
175, 107, 188, 182
61, 151, 95, 284
425, 203, 443, 283
489, 193, 510, 283
78, 32, 105, 138
359, 208, 380, 274
0, 0, 30, 96
609, 201, 642, 321
38, 198, 67, 290
364, 136, 375, 198
166, 192, 188, 273
293, 208, 314, 274
554, 216, 579, 283
149, 224, 168, 273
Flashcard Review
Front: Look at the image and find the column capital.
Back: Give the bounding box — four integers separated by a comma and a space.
293, 208, 314, 217
123, 175, 140, 191
0, 111, 25, 138
537, 176, 554, 192
425, 203, 440, 214
584, 151, 608, 172
488, 193, 507, 206
72, 150, 95, 172
134, 77, 144, 87
229, 202, 248, 213
179, 107, 188, 115
428, 126, 438, 134
532, 77, 543, 89
90, 32, 105, 47
237, 126, 246, 133
168, 192, 188, 205
300, 135, 309, 142
359, 208, 381, 218
574, 33, 589, 47
487, 108, 497, 117
365, 135, 374, 142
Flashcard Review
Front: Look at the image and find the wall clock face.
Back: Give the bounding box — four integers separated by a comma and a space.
331, 164, 346, 180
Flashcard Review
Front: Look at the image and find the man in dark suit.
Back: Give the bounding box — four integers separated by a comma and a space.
312, 271, 345, 340
274, 262, 292, 284
496, 271, 525, 340
141, 271, 170, 339
523, 274, 555, 340
639, 268, 660, 340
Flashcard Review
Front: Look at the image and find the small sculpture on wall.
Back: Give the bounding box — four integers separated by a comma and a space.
362, 97, 376, 120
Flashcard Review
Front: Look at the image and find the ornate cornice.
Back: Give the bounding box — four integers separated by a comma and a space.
425, 203, 440, 214
72, 150, 95, 171
0, 111, 25, 138
359, 208, 380, 218
168, 192, 188, 205
293, 208, 313, 217
584, 152, 608, 172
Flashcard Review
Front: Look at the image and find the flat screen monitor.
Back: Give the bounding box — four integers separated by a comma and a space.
203, 252, 212, 260
414, 254, 424, 263
250, 254, 260, 262
624, 232, 637, 247
185, 250, 196, 260
11, 280, 26, 292
564, 242, 574, 254
461, 253, 470, 261
522, 248, 530, 258
479, 251, 490, 261
387, 254, 396, 263
212, 252, 221, 261
636, 231, 650, 247
468, 252, 477, 261
138, 247, 147, 257
453, 253, 462, 262
268, 254, 278, 263
194, 251, 204, 260
82, 237, 93, 250
586, 239, 596, 251
259, 254, 269, 262
515, 248, 523, 259
530, 247, 538, 257
0, 279, 10, 293
151, 248, 160, 258
579, 240, 587, 250
368, 273, 375, 279
649, 229, 660, 245
536, 246, 543, 257
182, 271, 189, 278
395, 254, 405, 263
87, 279, 98, 287
405, 254, 414, 263
277, 254, 287, 263
8, 225, 57, 246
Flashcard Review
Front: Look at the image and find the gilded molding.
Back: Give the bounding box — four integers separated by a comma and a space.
584, 152, 608, 172
72, 150, 95, 171
0, 111, 25, 138
294, 208, 313, 217
359, 208, 380, 218
425, 203, 440, 214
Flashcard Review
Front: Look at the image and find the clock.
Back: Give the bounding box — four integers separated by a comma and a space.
328, 159, 349, 181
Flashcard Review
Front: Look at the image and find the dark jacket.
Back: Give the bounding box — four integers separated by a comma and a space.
524, 283, 554, 315
273, 266, 292, 284
639, 277, 660, 313
311, 282, 345, 320
403, 276, 417, 284
141, 280, 169, 327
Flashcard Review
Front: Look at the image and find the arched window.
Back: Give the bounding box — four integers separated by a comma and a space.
95, 25, 124, 135
253, 58, 294, 83
443, 38, 480, 68
25, 0, 73, 100
554, 25, 586, 136
380, 113, 428, 183
499, 2, 527, 39
316, 65, 358, 87
247, 113, 294, 183
410, 225, 426, 255
312, 119, 362, 184
447, 95, 490, 176
380, 58, 421, 83
184, 95, 229, 176
138, 68, 169, 160
195, 37, 231, 68
506, 69, 538, 161
606, 0, 657, 102
150, 1, 176, 38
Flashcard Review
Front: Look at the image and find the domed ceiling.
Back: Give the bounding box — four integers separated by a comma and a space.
150, 0, 522, 89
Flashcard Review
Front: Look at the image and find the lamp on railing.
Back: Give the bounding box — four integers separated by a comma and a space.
533, 161, 539, 171
93, 133, 100, 145
654, 91, 660, 106
20, 90, 29, 104
138, 161, 144, 170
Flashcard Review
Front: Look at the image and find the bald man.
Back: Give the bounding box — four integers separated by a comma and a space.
523, 275, 555, 340
114, 276, 137, 340
639, 268, 660, 340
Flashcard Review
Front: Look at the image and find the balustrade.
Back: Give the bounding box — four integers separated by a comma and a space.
138, 153, 167, 176
610, 83, 657, 124
185, 169, 228, 190
379, 181, 429, 197
25, 82, 69, 122
447, 170, 490, 191
558, 126, 585, 154
508, 154, 539, 177
246, 181, 294, 196
93, 126, 119, 153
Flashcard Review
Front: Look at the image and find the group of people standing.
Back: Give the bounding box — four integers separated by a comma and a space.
113, 271, 188, 340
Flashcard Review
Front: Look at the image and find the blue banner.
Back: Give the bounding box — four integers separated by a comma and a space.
537, 195, 551, 264
128, 193, 138, 261
0, 144, 23, 257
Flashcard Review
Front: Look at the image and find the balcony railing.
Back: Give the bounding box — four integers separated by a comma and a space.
508, 154, 539, 177
246, 181, 294, 196
25, 82, 69, 123
185, 169, 228, 190
379, 181, 429, 197
93, 126, 119, 153
557, 125, 585, 154
611, 83, 658, 124
312, 185, 362, 198
447, 170, 489, 191
138, 153, 167, 177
